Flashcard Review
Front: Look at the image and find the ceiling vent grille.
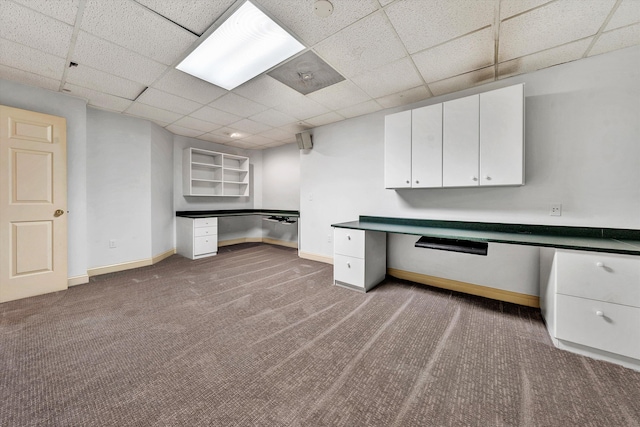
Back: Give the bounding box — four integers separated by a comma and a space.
268, 50, 344, 95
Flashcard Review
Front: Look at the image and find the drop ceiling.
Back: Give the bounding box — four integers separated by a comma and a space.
1, 0, 638, 150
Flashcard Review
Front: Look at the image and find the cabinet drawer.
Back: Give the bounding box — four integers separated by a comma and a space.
194, 226, 217, 237
334, 228, 365, 258
556, 250, 640, 307
334, 254, 365, 288
556, 294, 640, 360
195, 217, 217, 228
194, 235, 217, 255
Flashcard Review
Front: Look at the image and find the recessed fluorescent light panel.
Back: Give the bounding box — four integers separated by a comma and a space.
176, 0, 305, 91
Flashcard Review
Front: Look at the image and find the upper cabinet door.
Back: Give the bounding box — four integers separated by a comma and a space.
384, 110, 412, 188
480, 84, 524, 186
412, 104, 443, 188
443, 94, 479, 187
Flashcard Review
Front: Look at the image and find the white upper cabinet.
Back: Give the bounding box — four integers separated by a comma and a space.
384, 110, 412, 188
412, 104, 443, 188
480, 84, 524, 186
384, 83, 525, 190
443, 94, 480, 187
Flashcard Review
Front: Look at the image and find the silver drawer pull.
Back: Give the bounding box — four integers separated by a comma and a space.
347, 235, 351, 240
347, 262, 351, 268
596, 310, 604, 317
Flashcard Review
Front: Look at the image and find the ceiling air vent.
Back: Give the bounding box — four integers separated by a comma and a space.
268, 50, 344, 95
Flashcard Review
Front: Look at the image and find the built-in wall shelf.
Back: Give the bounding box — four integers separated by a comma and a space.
183, 147, 249, 197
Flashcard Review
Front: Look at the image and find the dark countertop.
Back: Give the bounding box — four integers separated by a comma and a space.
332, 216, 640, 256
176, 209, 299, 218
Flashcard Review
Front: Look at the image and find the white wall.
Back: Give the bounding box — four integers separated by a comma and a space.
150, 125, 175, 257
0, 79, 88, 281
300, 46, 640, 265
87, 108, 152, 268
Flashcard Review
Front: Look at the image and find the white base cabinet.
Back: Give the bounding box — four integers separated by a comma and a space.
542, 249, 640, 370
333, 228, 386, 292
176, 217, 218, 260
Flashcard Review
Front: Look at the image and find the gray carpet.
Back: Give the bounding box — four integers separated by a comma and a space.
1, 243, 639, 427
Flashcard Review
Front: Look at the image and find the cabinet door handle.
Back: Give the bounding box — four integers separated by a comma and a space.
485, 176, 491, 181
347, 262, 351, 268
471, 176, 478, 181
346, 235, 351, 240
596, 310, 604, 317
415, 180, 419, 184
406, 180, 410, 184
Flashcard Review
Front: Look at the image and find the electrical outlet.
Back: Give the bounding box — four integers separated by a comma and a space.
549, 204, 562, 216
327, 234, 332, 243
109, 239, 117, 248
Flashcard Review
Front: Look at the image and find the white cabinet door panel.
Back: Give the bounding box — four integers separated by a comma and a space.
412, 104, 442, 188
384, 110, 412, 188
443, 95, 479, 187
480, 84, 524, 186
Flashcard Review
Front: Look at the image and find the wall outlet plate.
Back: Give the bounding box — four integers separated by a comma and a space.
549, 203, 562, 216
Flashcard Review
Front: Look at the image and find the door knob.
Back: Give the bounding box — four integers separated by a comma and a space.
54, 209, 65, 217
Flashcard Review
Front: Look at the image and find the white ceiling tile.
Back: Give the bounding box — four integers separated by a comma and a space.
376, 85, 431, 109
66, 65, 145, 100
197, 132, 232, 144
428, 67, 496, 97
208, 126, 247, 140
233, 75, 301, 108
498, 38, 592, 79
261, 140, 290, 148
0, 64, 60, 91
256, 0, 378, 46
250, 109, 297, 127
153, 69, 226, 105
230, 119, 272, 134
165, 124, 205, 138
63, 83, 132, 112
240, 135, 275, 145
0, 38, 65, 80
173, 116, 221, 133
73, 31, 167, 85
605, 0, 640, 31
135, 0, 234, 35
272, 95, 330, 120
308, 80, 371, 110
499, 0, 617, 62
137, 87, 202, 115
337, 100, 383, 119
385, 0, 494, 54
305, 111, 345, 127
500, 0, 554, 20
209, 93, 269, 117
0, 1, 73, 58
351, 57, 423, 98
413, 27, 494, 83
225, 139, 261, 150
589, 23, 640, 56
278, 122, 313, 135
124, 102, 182, 124
10, 0, 79, 25
260, 127, 295, 141
191, 106, 242, 126
81, 0, 197, 65
314, 12, 407, 77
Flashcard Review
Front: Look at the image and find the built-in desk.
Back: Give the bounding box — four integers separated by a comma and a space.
332, 215, 640, 371
176, 209, 299, 260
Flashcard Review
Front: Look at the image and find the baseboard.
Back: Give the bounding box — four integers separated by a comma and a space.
68, 274, 89, 287
219, 237, 298, 249
218, 237, 262, 247
298, 251, 333, 264
88, 258, 152, 277
152, 248, 175, 264
387, 268, 540, 308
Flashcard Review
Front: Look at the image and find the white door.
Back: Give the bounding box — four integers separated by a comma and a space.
0, 105, 67, 303
443, 94, 479, 187
384, 110, 412, 189
480, 84, 524, 186
412, 104, 443, 188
